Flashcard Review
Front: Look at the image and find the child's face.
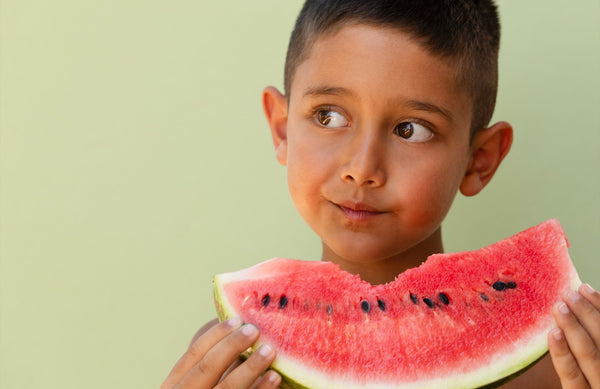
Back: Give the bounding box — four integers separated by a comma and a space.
268, 24, 482, 267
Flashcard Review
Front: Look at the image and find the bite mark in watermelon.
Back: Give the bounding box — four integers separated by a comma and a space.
213, 219, 581, 388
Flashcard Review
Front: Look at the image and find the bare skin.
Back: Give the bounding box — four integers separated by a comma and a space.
162, 23, 600, 389
160, 318, 281, 389
163, 285, 600, 389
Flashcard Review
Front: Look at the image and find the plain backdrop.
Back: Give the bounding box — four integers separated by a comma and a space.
1, 1, 599, 388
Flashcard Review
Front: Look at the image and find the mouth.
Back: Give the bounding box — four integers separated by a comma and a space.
333, 201, 385, 221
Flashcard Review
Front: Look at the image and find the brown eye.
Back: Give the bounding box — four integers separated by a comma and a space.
315, 109, 348, 128
317, 111, 332, 125
393, 122, 433, 143
394, 123, 414, 138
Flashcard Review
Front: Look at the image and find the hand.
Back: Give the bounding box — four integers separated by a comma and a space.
549, 283, 600, 388
161, 318, 281, 389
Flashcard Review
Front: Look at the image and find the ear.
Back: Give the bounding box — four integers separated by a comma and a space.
262, 86, 288, 166
460, 121, 513, 196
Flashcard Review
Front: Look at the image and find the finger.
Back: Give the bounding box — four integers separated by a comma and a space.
554, 300, 600, 387
161, 318, 243, 388
565, 287, 600, 348
548, 327, 590, 389
254, 370, 283, 389
218, 357, 243, 384
178, 323, 260, 389
216, 344, 278, 389
579, 283, 600, 312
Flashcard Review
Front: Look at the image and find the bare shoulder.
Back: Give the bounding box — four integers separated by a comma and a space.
499, 353, 560, 389
190, 318, 219, 346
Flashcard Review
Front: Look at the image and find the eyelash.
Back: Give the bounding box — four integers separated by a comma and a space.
311, 106, 345, 122
310, 106, 436, 139
399, 118, 435, 133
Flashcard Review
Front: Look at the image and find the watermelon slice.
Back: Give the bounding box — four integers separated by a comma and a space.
213, 219, 581, 388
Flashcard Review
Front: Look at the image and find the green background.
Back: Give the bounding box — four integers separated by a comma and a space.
1, 1, 598, 388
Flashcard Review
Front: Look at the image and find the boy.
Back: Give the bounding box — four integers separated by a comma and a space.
162, 1, 600, 388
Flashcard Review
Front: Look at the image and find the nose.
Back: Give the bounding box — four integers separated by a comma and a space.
340, 131, 386, 187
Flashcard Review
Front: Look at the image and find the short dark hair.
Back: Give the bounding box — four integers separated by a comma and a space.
284, 0, 501, 134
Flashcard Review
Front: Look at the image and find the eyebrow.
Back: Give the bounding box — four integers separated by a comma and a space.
406, 100, 454, 123
303, 85, 355, 98
303, 85, 454, 123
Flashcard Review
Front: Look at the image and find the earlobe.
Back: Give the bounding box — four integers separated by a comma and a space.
460, 121, 513, 196
262, 86, 289, 166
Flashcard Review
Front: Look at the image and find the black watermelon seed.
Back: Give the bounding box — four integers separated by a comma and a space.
377, 299, 386, 311
423, 298, 435, 308
410, 293, 418, 304
261, 294, 270, 307
480, 293, 489, 302
327, 305, 333, 315
439, 293, 450, 305
506, 281, 517, 289
279, 295, 288, 309
361, 300, 371, 313
493, 281, 507, 291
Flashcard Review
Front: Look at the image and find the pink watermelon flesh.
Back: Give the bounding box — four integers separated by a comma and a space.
213, 219, 581, 388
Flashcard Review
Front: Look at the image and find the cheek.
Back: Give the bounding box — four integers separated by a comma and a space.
401, 152, 469, 225
285, 137, 328, 213
286, 128, 335, 188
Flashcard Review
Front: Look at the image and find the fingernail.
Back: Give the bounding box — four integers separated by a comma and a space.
550, 328, 563, 341
582, 283, 596, 295
241, 323, 259, 337
257, 344, 274, 358
566, 290, 581, 303
558, 302, 570, 315
267, 371, 282, 385
226, 317, 242, 328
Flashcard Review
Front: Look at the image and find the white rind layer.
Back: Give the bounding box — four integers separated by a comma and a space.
215, 267, 581, 389
274, 326, 550, 389
213, 221, 582, 389
214, 300, 571, 389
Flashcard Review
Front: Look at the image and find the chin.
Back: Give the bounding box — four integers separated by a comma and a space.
326, 239, 411, 264
323, 226, 442, 265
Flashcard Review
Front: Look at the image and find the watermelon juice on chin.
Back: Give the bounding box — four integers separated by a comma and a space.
214, 219, 581, 389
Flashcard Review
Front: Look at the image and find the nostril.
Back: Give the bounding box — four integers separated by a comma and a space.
341, 161, 385, 187
363, 179, 376, 186
343, 174, 378, 186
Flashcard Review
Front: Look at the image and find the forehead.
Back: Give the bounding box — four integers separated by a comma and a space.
290, 24, 472, 126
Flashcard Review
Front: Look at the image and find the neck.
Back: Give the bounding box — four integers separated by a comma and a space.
321, 228, 444, 285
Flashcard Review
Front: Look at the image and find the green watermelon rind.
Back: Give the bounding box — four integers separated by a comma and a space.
216, 275, 538, 389
212, 220, 582, 389
214, 264, 581, 389
214, 279, 309, 389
